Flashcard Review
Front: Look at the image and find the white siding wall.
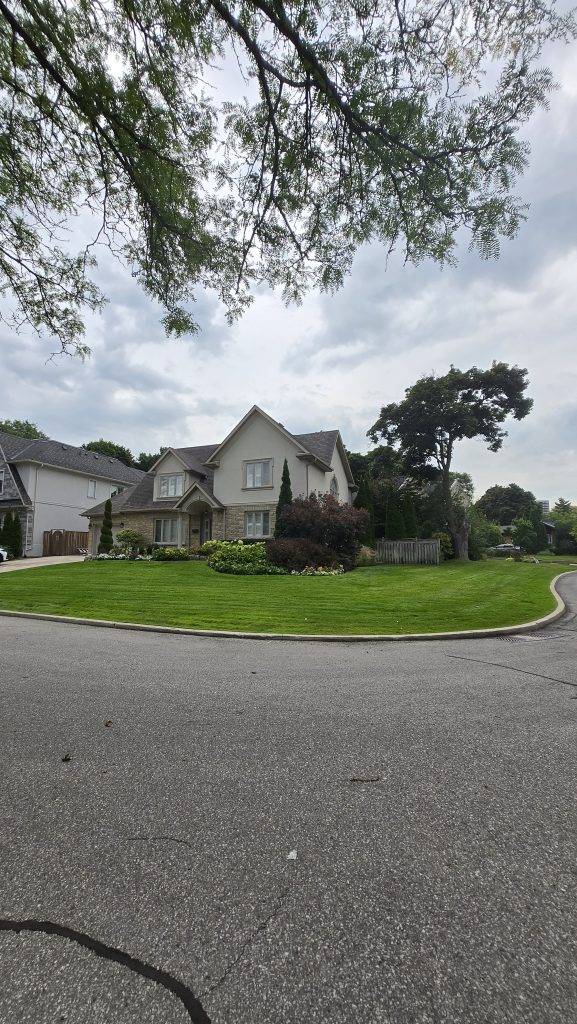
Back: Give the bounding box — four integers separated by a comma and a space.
211, 413, 309, 505
17, 463, 125, 556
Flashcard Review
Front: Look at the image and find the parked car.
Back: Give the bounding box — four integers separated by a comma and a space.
0, 545, 8, 562
488, 542, 522, 557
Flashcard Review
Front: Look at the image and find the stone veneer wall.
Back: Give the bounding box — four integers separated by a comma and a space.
222, 503, 277, 541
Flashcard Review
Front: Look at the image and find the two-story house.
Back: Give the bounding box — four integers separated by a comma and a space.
0, 430, 144, 556
83, 406, 357, 553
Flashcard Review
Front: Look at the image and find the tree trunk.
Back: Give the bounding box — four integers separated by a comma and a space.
442, 464, 469, 560
454, 517, 470, 560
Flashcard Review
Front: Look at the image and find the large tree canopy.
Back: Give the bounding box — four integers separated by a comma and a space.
0, 418, 47, 438
0, 0, 573, 354
368, 362, 533, 558
82, 438, 135, 467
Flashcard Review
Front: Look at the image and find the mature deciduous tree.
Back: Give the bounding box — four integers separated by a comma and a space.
0, 0, 573, 354
83, 439, 134, 467
0, 418, 46, 438
476, 482, 538, 525
368, 363, 533, 559
135, 449, 167, 472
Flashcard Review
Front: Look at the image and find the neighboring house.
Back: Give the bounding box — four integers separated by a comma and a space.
499, 521, 555, 546
0, 430, 144, 556
83, 405, 357, 553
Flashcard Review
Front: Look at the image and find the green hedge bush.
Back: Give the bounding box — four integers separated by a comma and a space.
151, 546, 190, 561
207, 541, 286, 575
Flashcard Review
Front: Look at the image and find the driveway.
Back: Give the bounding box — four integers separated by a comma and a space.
0, 574, 576, 1024
0, 554, 84, 573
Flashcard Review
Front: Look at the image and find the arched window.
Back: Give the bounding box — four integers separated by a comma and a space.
330, 475, 339, 498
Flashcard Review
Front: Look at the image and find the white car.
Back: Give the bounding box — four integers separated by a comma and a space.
0, 545, 8, 562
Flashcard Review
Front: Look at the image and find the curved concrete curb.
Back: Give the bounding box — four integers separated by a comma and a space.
0, 571, 574, 643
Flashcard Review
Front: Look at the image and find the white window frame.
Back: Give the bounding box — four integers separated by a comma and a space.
243, 459, 273, 489
159, 473, 184, 498
0, 469, 4, 495
154, 518, 180, 545
244, 510, 271, 538
87, 479, 96, 499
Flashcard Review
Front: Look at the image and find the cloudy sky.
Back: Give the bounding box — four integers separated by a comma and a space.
1, 33, 576, 504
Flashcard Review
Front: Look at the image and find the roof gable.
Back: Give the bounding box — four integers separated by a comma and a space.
204, 406, 309, 466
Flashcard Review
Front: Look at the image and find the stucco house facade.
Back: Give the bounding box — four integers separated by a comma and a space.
83, 406, 357, 553
0, 430, 144, 556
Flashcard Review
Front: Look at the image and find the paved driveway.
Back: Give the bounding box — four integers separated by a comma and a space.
1, 575, 576, 1024
0, 555, 84, 572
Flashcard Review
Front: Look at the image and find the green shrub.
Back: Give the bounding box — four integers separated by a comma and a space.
151, 546, 190, 561
116, 529, 148, 554
266, 537, 339, 571
198, 539, 223, 556
432, 531, 453, 560
207, 541, 286, 575
98, 498, 113, 553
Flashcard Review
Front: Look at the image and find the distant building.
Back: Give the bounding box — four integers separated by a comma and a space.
538, 499, 550, 513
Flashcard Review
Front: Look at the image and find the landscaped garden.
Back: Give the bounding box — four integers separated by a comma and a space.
0, 558, 570, 635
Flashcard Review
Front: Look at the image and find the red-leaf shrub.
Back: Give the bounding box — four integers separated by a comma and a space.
265, 537, 339, 571
276, 494, 369, 568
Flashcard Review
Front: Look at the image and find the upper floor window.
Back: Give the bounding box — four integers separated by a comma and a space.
0, 469, 4, 495
87, 479, 96, 498
330, 475, 339, 498
159, 473, 184, 497
244, 459, 272, 488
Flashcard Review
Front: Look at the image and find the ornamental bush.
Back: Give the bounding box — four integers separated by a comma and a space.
265, 537, 339, 571
151, 546, 190, 561
276, 494, 368, 569
198, 539, 222, 556
207, 541, 286, 575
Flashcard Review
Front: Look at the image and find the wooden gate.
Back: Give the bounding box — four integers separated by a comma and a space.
375, 539, 440, 565
42, 529, 89, 556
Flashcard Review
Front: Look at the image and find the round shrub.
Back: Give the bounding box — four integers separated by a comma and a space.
265, 537, 339, 571
151, 546, 190, 561
207, 541, 287, 575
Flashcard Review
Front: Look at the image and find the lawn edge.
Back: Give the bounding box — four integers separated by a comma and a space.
0, 571, 574, 642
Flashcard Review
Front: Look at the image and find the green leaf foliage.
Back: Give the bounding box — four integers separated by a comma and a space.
98, 498, 113, 553
275, 458, 293, 537
83, 439, 135, 467
0, 419, 47, 439
0, 2, 573, 353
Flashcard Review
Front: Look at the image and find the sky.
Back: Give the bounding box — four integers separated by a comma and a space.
1, 34, 576, 504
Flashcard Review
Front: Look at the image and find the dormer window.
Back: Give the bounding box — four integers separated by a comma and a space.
159, 473, 184, 497
244, 459, 272, 488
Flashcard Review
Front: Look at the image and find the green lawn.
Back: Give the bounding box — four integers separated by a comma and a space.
0, 558, 572, 634
534, 552, 577, 565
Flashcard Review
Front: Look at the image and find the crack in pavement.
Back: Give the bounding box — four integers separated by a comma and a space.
127, 835, 195, 851
445, 653, 577, 692
0, 918, 212, 1023
200, 884, 292, 998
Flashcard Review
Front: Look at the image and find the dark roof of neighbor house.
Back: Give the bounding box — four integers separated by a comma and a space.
0, 430, 144, 485
83, 424, 354, 518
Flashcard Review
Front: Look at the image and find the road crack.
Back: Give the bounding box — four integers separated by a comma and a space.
201, 884, 292, 997
0, 918, 211, 1023
445, 653, 577, 691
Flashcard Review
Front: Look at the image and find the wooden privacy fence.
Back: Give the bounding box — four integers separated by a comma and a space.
375, 539, 440, 565
42, 529, 89, 557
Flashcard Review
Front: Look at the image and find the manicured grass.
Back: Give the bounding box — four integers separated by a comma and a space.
534, 552, 577, 565
0, 558, 572, 634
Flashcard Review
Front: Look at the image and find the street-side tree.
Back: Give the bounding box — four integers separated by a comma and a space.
368, 363, 533, 559
136, 449, 168, 472
0, 1, 574, 354
98, 499, 113, 554
274, 459, 293, 537
512, 517, 539, 554
354, 476, 376, 547
10, 513, 23, 557
83, 440, 134, 467
0, 419, 47, 439
475, 483, 538, 525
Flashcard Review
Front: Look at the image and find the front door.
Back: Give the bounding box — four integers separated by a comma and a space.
200, 513, 212, 545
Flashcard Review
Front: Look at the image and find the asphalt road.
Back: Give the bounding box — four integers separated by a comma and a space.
1, 574, 576, 1024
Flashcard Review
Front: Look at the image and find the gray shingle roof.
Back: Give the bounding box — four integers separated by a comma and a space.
293, 430, 339, 467
0, 430, 144, 485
